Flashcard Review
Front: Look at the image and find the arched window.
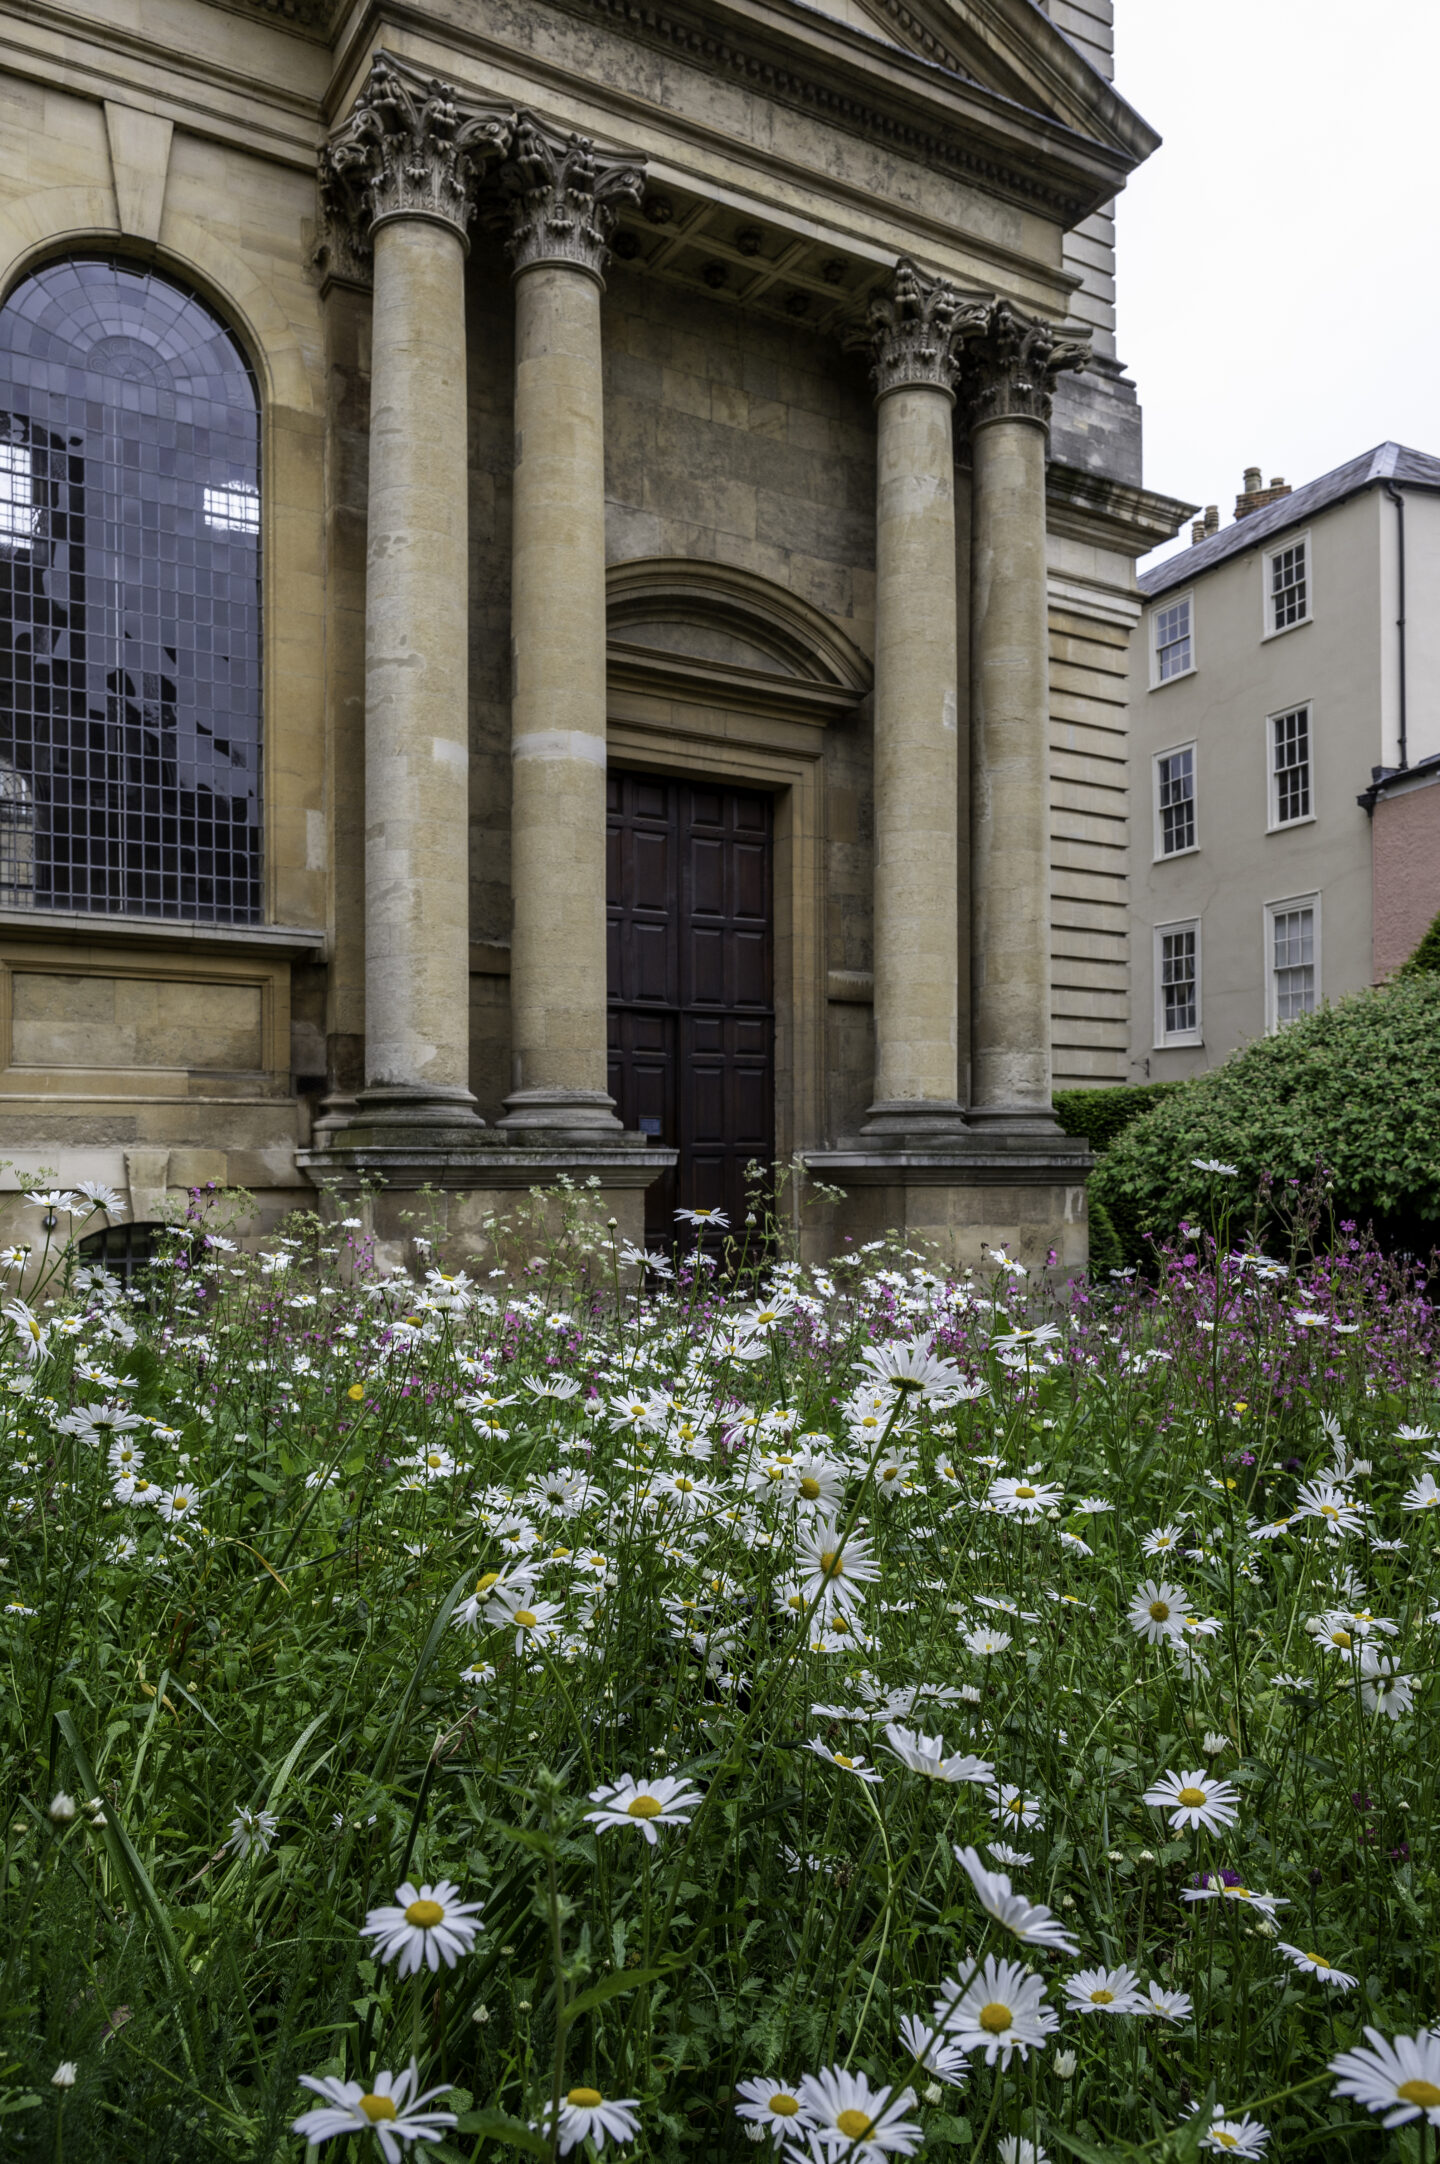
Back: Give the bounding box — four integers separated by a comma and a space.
0, 257, 261, 921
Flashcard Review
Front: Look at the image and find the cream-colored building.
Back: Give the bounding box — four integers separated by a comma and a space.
1129, 446, 1440, 1079
0, 0, 1186, 1270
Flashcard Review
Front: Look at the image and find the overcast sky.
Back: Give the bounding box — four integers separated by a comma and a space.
1113, 0, 1440, 568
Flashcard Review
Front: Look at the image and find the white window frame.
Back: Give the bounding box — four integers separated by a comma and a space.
1261, 529, 1312, 640
1150, 590, 1196, 686
1264, 893, 1321, 1032
0, 441, 37, 553
1266, 701, 1315, 831
1153, 918, 1202, 1049
1153, 740, 1199, 861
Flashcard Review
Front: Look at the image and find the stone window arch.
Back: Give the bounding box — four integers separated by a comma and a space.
0, 255, 262, 921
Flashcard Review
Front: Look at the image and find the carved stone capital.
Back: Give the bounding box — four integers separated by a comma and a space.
501, 113, 646, 283
319, 53, 514, 266
960, 300, 1089, 431
863, 258, 989, 400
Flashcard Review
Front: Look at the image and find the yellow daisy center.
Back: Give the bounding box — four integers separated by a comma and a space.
1332, 1630, 1352, 1648
836, 2111, 874, 2139
1398, 2080, 1440, 2109
568, 2087, 604, 2108
979, 2002, 1012, 2034
172, 1495, 189, 1511
831, 1614, 850, 1632
819, 1550, 844, 1578
360, 2094, 397, 2123
1212, 2136, 1237, 2152
1148, 1601, 1170, 1621
769, 2094, 801, 2117
800, 1477, 822, 1500
1176, 1787, 1208, 1808
514, 1610, 538, 1630
676, 1478, 695, 1493
1015, 1485, 1037, 1499
405, 1899, 445, 1928
835, 1753, 856, 1768
1089, 1989, 1115, 2005
788, 1594, 803, 1610
1005, 1797, 1024, 1818
476, 1572, 500, 1594
627, 1795, 663, 1819
1305, 1953, 1330, 1969
427, 1455, 443, 1468
1321, 1504, 1339, 1518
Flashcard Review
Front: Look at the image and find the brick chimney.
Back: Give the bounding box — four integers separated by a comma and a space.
1235, 467, 1292, 520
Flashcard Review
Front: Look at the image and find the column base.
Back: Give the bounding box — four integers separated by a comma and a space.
323, 1082, 487, 1154
801, 1130, 1093, 1276
498, 1086, 625, 1143
965, 1103, 1065, 1138
296, 1130, 676, 1272
859, 1098, 971, 1141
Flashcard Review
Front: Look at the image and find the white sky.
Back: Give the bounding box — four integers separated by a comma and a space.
1112, 0, 1440, 569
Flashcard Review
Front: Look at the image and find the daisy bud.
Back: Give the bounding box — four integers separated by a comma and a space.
1202, 1732, 1229, 1756
51, 2062, 77, 2088
48, 1791, 77, 1823
923, 2082, 943, 2106
472, 2005, 490, 2026
1055, 2052, 1077, 2080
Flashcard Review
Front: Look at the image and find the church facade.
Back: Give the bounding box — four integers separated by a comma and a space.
0, 0, 1187, 1267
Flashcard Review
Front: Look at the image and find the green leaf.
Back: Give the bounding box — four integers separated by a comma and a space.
561, 1965, 667, 2024
452, 2108, 550, 2154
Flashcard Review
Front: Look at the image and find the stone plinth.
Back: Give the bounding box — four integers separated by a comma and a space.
801, 1134, 1093, 1274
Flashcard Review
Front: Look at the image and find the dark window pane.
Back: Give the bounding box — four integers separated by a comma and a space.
0, 257, 261, 922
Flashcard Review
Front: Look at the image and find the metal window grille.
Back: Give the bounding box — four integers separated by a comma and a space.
1155, 596, 1192, 681
1270, 541, 1307, 631
1160, 926, 1198, 1036
0, 257, 262, 922
1271, 706, 1311, 823
1157, 747, 1195, 854
1272, 905, 1316, 1022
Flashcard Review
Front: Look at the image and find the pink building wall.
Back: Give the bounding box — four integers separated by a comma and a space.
1372, 768, 1440, 978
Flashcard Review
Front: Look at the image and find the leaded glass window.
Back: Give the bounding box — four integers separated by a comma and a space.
0, 256, 261, 921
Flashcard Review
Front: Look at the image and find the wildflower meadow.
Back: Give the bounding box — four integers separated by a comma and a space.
3, 1171, 1440, 2163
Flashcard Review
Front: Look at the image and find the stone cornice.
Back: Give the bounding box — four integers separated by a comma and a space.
959, 298, 1088, 430
501, 111, 646, 281
319, 50, 512, 264
1044, 464, 1197, 560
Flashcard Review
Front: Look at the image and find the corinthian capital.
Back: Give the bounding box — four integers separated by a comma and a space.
864, 259, 989, 400
960, 300, 1089, 430
501, 114, 646, 282
319, 53, 514, 263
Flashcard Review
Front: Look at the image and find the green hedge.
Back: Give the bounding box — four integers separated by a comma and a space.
1089, 974, 1440, 1260
1054, 1082, 1183, 1156
1398, 904, 1440, 978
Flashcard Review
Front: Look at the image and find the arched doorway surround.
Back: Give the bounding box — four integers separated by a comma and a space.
604, 558, 872, 1211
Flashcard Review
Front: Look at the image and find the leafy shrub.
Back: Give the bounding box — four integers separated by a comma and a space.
1397, 903, 1440, 977
1091, 974, 1440, 1259
1053, 1081, 1182, 1156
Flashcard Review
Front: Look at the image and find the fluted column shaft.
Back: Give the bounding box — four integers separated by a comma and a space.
363, 214, 473, 1105
500, 118, 643, 1134
964, 302, 1086, 1130
320, 56, 512, 1135
860, 262, 984, 1138
969, 411, 1052, 1121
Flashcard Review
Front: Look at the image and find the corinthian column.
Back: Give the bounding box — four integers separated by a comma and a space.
961, 301, 1086, 1131
320, 56, 512, 1139
860, 261, 986, 1140
498, 116, 644, 1135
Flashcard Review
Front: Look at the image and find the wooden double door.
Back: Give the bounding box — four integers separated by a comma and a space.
606, 771, 775, 1245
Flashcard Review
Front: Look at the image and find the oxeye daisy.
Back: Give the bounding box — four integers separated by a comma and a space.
808, 1739, 882, 1783
1127, 1580, 1188, 1644
987, 1785, 1044, 1831
1277, 1943, 1357, 1990
793, 1519, 880, 1616
933, 1953, 1059, 2065
292, 2060, 456, 2160
482, 1588, 564, 1654
359, 1880, 484, 1976
1140, 1522, 1186, 1556
895, 2013, 968, 2085
733, 2076, 811, 2144
1187, 2105, 1271, 2156
986, 1476, 1062, 1519
1330, 2026, 1440, 2127
883, 1726, 993, 1785
796, 2064, 923, 2159
1062, 1963, 1146, 2016
1145, 1981, 1193, 2024
1142, 1768, 1240, 1835
534, 2086, 642, 2154
225, 1806, 277, 1860
964, 1626, 1013, 1657
952, 1844, 1078, 1954
584, 1772, 702, 1844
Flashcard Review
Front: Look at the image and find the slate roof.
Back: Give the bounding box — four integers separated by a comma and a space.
1140, 442, 1440, 599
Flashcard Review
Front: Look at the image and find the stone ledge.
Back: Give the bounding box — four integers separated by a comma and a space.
297, 1141, 677, 1194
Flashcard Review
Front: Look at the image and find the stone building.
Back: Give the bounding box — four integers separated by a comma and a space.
1129, 446, 1440, 1079
0, 0, 1186, 1268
